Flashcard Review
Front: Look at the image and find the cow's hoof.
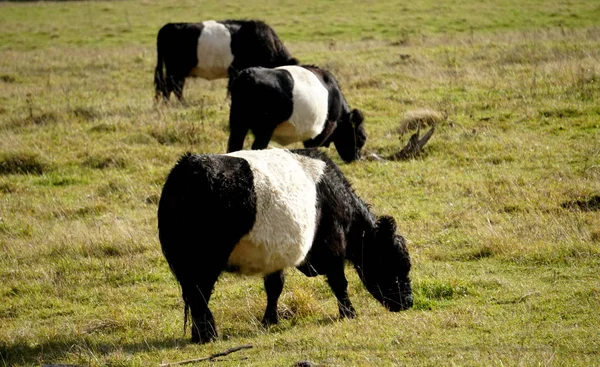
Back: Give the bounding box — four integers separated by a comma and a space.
191, 332, 217, 344
191, 325, 217, 344
261, 312, 279, 327
339, 305, 356, 319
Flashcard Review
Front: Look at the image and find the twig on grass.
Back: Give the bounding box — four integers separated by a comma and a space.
388, 125, 435, 161
363, 125, 436, 161
159, 344, 253, 367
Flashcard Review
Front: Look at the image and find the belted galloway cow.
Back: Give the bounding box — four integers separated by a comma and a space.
155, 20, 298, 102
158, 148, 413, 343
228, 65, 366, 162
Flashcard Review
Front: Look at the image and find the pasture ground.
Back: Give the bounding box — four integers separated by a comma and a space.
1, 1, 599, 366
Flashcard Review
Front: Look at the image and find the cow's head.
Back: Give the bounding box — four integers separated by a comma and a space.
333, 109, 367, 163
355, 215, 413, 312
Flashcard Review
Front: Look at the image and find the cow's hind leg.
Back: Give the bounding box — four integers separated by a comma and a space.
262, 270, 284, 326
227, 99, 250, 152
180, 270, 220, 344
165, 67, 186, 105
251, 128, 275, 150
172, 75, 187, 105
326, 260, 356, 319
164, 73, 176, 102
170, 243, 229, 343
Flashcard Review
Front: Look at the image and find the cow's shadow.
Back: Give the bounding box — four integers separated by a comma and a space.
0, 336, 187, 365
219, 313, 340, 340
1, 315, 343, 364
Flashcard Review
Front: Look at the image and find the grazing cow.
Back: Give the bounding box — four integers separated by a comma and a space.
154, 20, 298, 102
228, 65, 367, 163
158, 148, 413, 344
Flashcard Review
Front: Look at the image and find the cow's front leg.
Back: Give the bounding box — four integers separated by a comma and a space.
304, 120, 337, 148
262, 270, 284, 326
326, 261, 356, 319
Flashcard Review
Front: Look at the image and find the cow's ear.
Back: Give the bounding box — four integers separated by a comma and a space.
375, 215, 397, 239
351, 109, 364, 126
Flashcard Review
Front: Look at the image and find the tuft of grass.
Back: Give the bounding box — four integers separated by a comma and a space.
148, 118, 225, 146
561, 195, 600, 211
52, 204, 108, 220
0, 152, 48, 175
540, 107, 582, 118
83, 319, 126, 334
71, 106, 101, 121
416, 280, 470, 301
280, 287, 320, 320
0, 182, 17, 193
0, 74, 18, 83
34, 174, 83, 187
81, 153, 128, 170
6, 112, 59, 129
89, 122, 118, 133
397, 109, 446, 134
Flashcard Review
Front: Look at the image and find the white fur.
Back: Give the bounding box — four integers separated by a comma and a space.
271, 66, 329, 146
191, 20, 234, 80
225, 149, 326, 275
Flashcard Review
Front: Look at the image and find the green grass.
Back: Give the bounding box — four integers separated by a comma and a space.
1, 0, 599, 366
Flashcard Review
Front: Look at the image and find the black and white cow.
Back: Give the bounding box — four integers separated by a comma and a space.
158, 148, 413, 344
228, 65, 367, 163
154, 20, 298, 102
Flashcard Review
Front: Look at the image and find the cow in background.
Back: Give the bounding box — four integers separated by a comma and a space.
155, 20, 298, 102
228, 65, 367, 162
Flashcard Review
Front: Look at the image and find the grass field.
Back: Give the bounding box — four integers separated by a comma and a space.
1, 0, 599, 366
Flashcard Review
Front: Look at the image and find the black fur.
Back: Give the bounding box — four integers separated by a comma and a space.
158, 149, 412, 344
227, 65, 367, 163
154, 20, 298, 102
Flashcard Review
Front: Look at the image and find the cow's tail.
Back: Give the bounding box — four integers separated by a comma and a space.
154, 54, 165, 101
154, 28, 167, 102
